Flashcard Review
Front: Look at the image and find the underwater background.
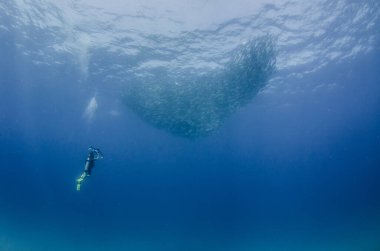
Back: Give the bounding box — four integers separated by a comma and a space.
1, 0, 380, 250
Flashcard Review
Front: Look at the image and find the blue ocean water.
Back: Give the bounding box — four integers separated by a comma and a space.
0, 0, 380, 250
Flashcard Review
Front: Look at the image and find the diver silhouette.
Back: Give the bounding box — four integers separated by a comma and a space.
76, 146, 103, 191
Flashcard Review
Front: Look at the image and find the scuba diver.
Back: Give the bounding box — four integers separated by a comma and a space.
76, 146, 103, 191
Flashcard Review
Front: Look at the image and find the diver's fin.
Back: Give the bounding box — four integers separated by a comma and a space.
76, 173, 86, 191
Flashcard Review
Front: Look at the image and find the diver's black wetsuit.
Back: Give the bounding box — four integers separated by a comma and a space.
84, 151, 95, 176
76, 147, 103, 191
